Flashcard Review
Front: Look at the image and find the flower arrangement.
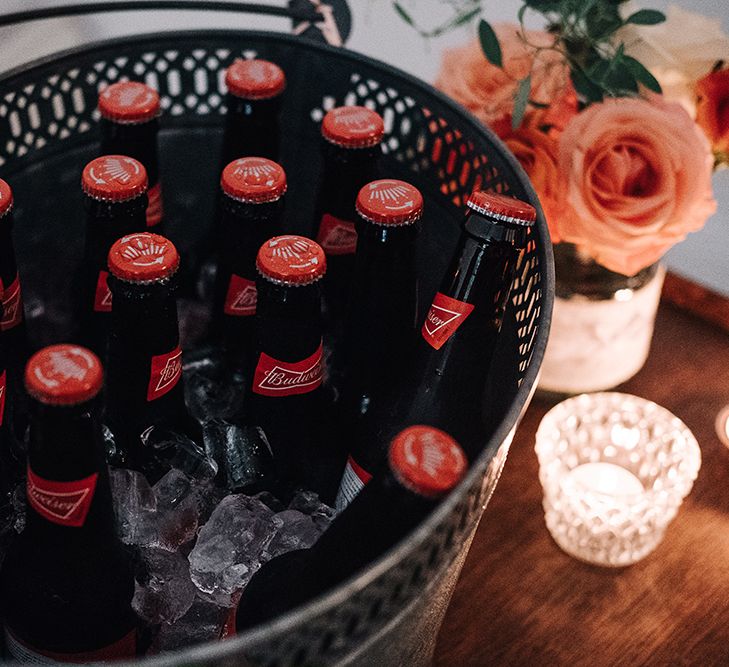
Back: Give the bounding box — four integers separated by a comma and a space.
397, 1, 726, 276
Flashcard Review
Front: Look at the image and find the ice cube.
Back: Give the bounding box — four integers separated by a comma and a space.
288, 489, 336, 530
183, 355, 244, 422
152, 470, 201, 552
109, 467, 158, 548
189, 494, 275, 595
150, 594, 233, 653
132, 548, 197, 625
261, 509, 325, 561
202, 421, 275, 493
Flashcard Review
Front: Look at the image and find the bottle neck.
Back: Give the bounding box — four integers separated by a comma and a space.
317, 141, 381, 221
441, 214, 529, 326
83, 195, 148, 266
25, 399, 116, 541
0, 214, 19, 289
225, 94, 282, 124
254, 279, 322, 360
106, 277, 184, 428
99, 118, 160, 184
219, 197, 283, 273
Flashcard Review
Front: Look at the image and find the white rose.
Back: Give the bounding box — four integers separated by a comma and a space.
617, 4, 729, 118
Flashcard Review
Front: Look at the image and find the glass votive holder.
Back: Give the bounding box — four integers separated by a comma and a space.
535, 392, 701, 567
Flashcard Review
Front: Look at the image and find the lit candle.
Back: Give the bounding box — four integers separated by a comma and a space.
566, 462, 643, 496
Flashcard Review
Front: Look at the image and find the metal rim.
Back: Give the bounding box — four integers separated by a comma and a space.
0, 28, 554, 664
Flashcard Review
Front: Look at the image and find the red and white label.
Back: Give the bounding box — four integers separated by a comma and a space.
93, 270, 113, 313
0, 369, 6, 427
147, 346, 182, 401
253, 342, 323, 397
316, 213, 358, 256
146, 181, 163, 228
335, 455, 373, 511
0, 274, 23, 331
5, 626, 136, 663
224, 274, 257, 317
26, 467, 98, 528
422, 292, 475, 350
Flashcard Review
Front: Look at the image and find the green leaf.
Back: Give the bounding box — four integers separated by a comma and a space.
478, 19, 502, 68
624, 55, 662, 93
392, 2, 414, 26
512, 75, 531, 129
570, 68, 603, 104
586, 5, 623, 39
625, 9, 666, 25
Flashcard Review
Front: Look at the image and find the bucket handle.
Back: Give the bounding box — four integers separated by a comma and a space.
0, 1, 351, 46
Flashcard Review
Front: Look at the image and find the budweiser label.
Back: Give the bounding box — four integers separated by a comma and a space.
147, 346, 183, 401
5, 626, 136, 663
93, 269, 113, 313
26, 467, 98, 528
0, 273, 23, 331
422, 292, 475, 350
253, 342, 323, 397
335, 455, 373, 511
316, 213, 358, 255
146, 181, 163, 228
224, 274, 257, 317
0, 370, 5, 427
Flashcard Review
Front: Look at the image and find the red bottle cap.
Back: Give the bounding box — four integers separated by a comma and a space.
82, 155, 148, 202
98, 81, 160, 124
0, 178, 13, 218
356, 179, 424, 226
389, 425, 467, 499
321, 106, 385, 149
221, 157, 287, 204
256, 235, 326, 286
108, 232, 180, 283
466, 191, 536, 226
225, 58, 286, 100
25, 344, 103, 406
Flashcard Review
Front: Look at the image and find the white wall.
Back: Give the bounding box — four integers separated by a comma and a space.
1, 0, 727, 293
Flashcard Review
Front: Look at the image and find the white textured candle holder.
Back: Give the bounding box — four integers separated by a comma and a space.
535, 393, 701, 567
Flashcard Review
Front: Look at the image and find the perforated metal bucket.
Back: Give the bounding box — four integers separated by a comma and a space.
0, 29, 553, 667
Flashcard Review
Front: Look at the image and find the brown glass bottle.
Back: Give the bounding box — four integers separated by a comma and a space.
105, 232, 200, 480
236, 425, 467, 630
0, 345, 137, 662
312, 106, 384, 322
99, 81, 164, 232
76, 155, 148, 357
210, 157, 286, 377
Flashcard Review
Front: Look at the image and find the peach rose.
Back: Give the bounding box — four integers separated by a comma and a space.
557, 98, 716, 276
502, 123, 564, 242
435, 25, 571, 135
696, 68, 729, 156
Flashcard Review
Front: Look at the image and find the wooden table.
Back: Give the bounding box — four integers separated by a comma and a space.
434, 303, 729, 666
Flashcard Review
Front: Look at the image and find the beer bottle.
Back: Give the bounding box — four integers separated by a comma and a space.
248, 235, 335, 498
0, 301, 14, 502
336, 191, 534, 507
312, 106, 384, 320
0, 178, 29, 441
0, 344, 137, 662
76, 155, 148, 357
210, 157, 286, 377
98, 81, 164, 230
336, 178, 422, 414
105, 232, 200, 479
236, 425, 467, 630
221, 58, 286, 165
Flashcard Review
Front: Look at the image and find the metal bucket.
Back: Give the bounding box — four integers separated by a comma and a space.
0, 20, 553, 667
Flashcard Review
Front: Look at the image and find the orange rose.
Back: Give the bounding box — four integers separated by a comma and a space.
502, 123, 564, 242
557, 98, 716, 276
435, 25, 571, 135
696, 68, 729, 156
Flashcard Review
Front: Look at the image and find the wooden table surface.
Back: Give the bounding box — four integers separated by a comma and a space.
434, 303, 729, 667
